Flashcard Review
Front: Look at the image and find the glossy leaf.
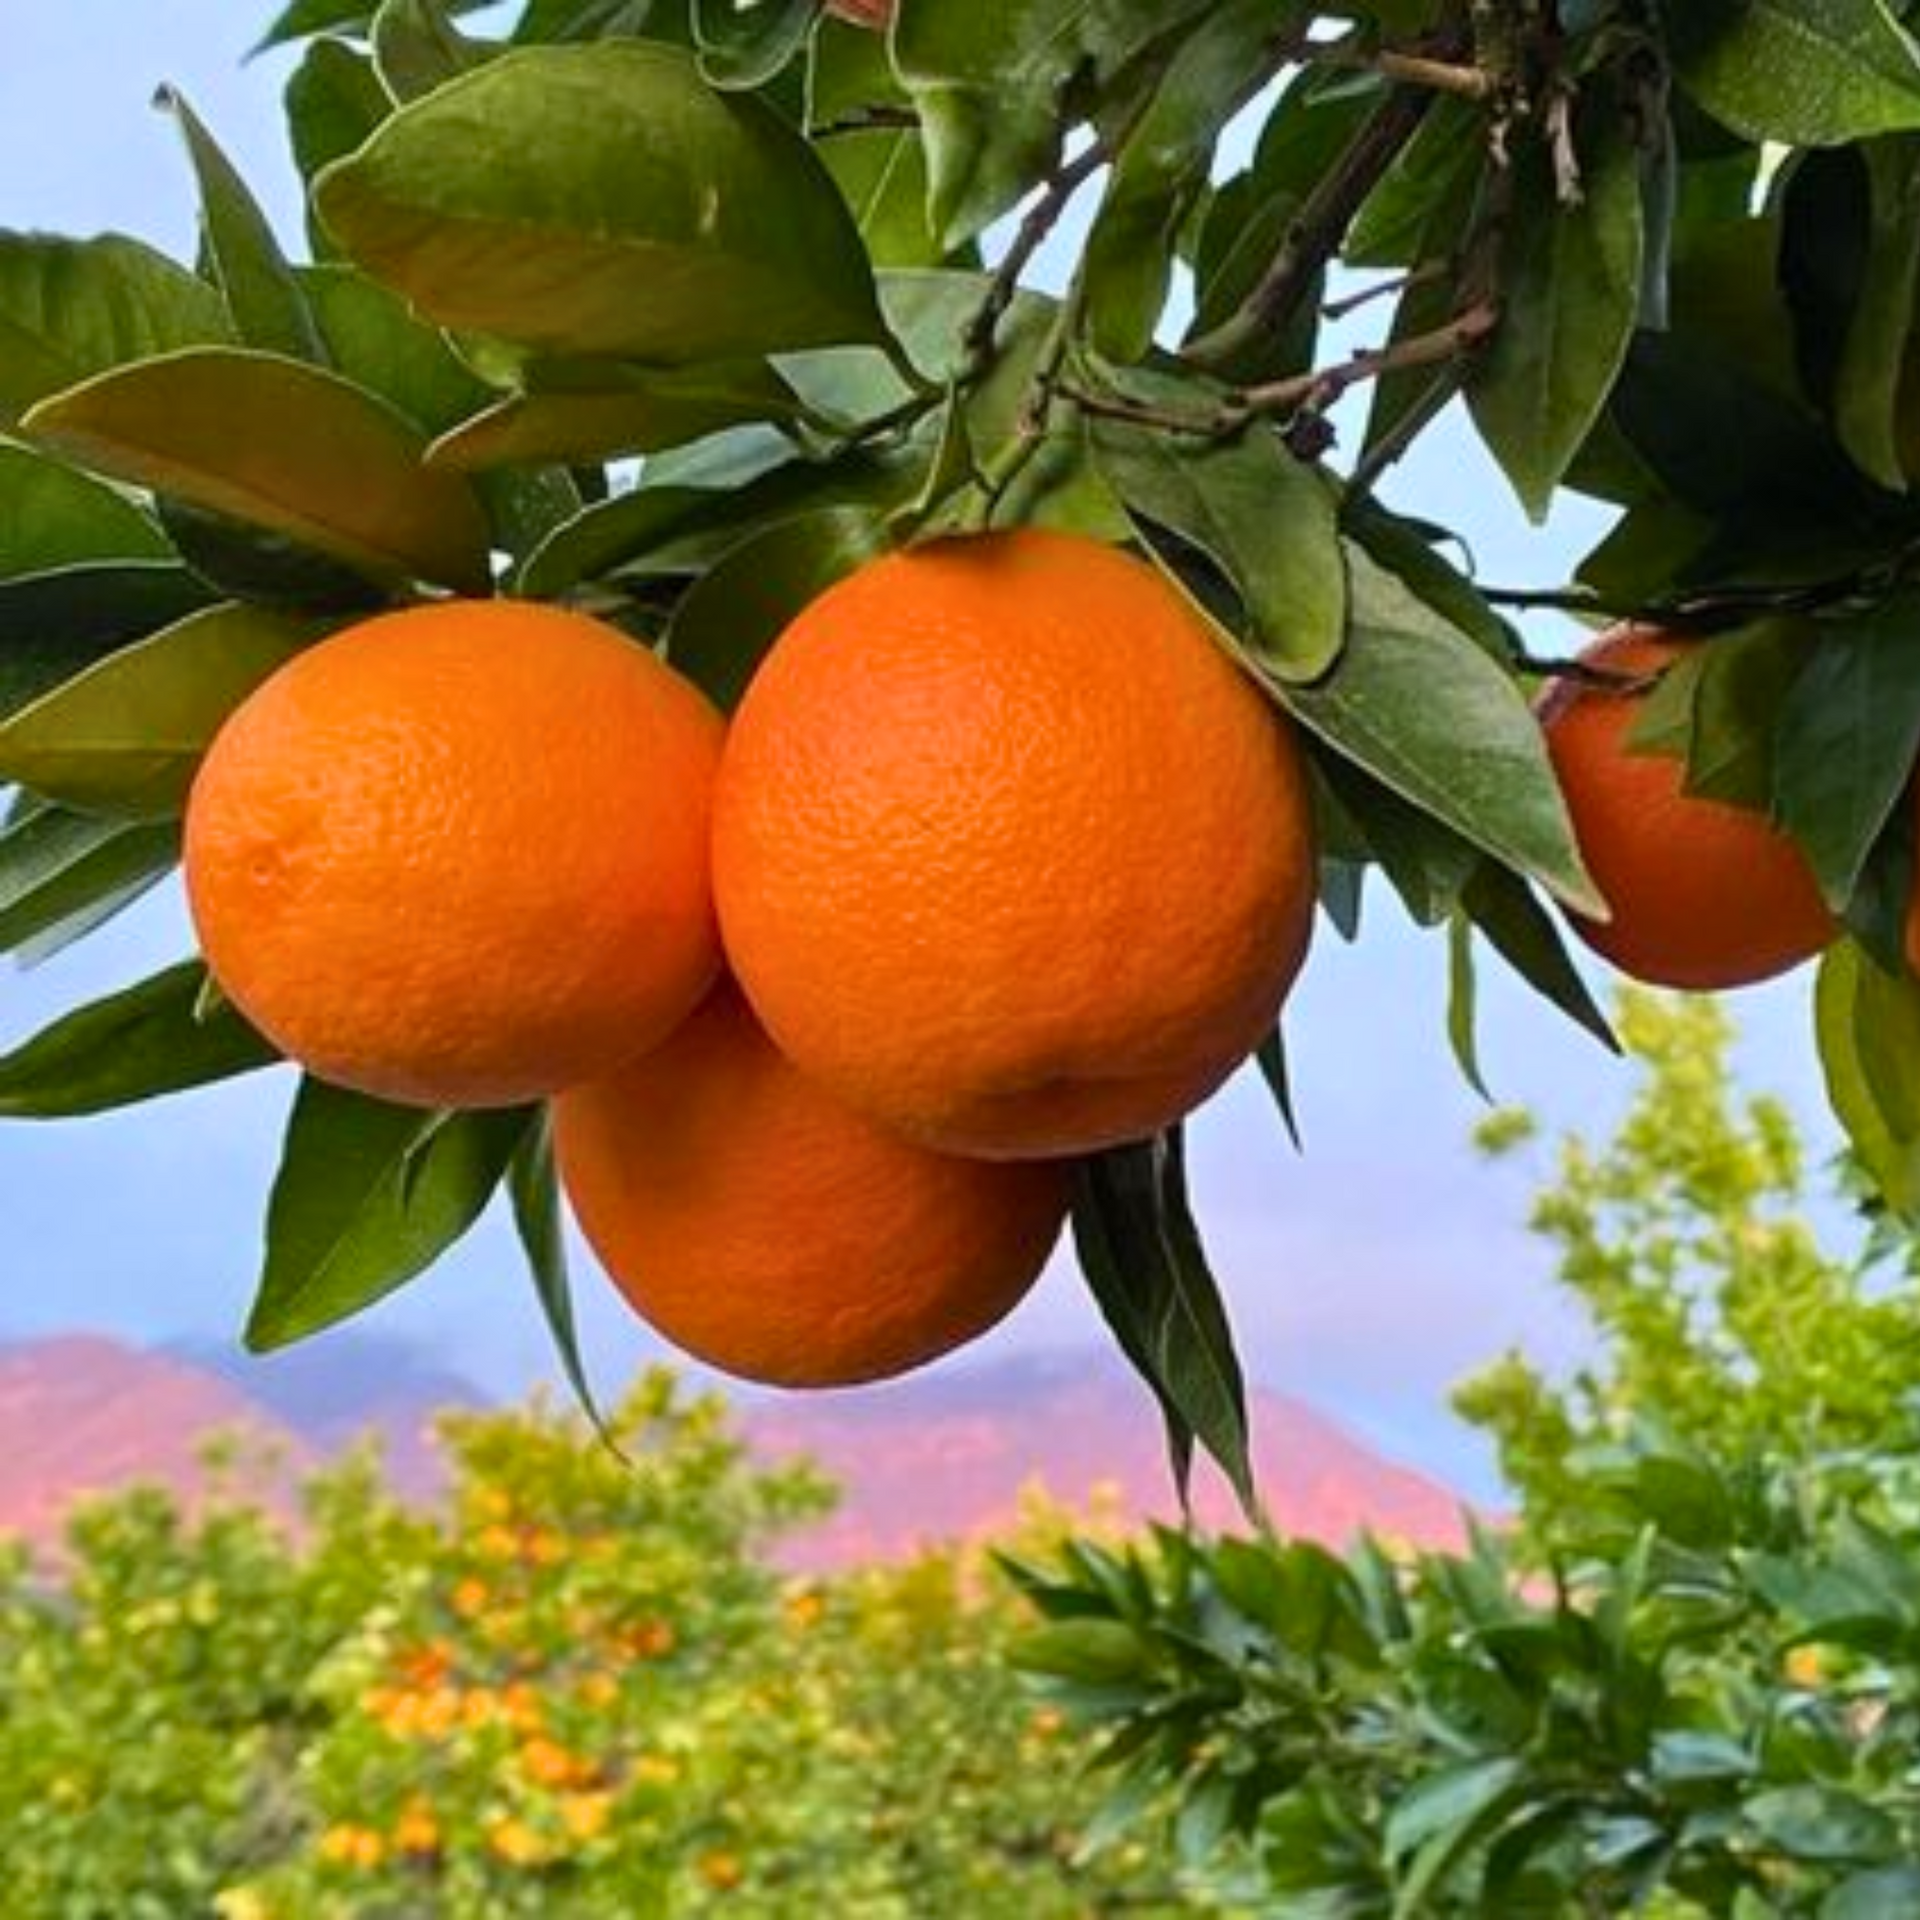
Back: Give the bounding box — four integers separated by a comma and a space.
158, 88, 327, 366
665, 505, 891, 712
692, 0, 814, 90
23, 347, 493, 593
0, 444, 169, 578
285, 39, 391, 210
1459, 860, 1619, 1053
428, 359, 805, 469
1284, 548, 1602, 917
1468, 116, 1644, 521
1671, 0, 1920, 146
0, 801, 177, 961
0, 602, 322, 817
313, 43, 888, 365
1091, 401, 1345, 684
1071, 1131, 1256, 1515
0, 231, 231, 423
1834, 136, 1920, 488
248, 1084, 530, 1351
372, 0, 499, 100
0, 962, 277, 1119
895, 0, 1209, 246
818, 130, 953, 271
0, 563, 215, 719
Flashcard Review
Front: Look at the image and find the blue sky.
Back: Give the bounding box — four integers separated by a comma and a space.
0, 7, 1840, 1496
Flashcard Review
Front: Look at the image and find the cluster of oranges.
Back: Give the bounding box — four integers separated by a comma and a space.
184, 520, 1846, 1391
185, 528, 1316, 1388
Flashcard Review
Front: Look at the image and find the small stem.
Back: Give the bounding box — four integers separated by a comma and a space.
1231, 299, 1499, 423
1322, 261, 1447, 321
1311, 41, 1496, 99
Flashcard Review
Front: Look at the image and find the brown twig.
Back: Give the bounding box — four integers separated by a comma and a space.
1233, 299, 1499, 424
1321, 261, 1449, 322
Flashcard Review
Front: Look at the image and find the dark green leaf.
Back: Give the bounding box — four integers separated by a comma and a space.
692, 0, 814, 91
0, 802, 177, 961
1071, 1131, 1257, 1515
158, 88, 327, 366
23, 347, 493, 593
314, 43, 889, 364
1385, 1754, 1526, 1866
372, 0, 500, 101
1091, 402, 1345, 684
1446, 912, 1492, 1102
1468, 115, 1644, 520
0, 563, 215, 719
159, 500, 392, 613
0, 231, 231, 424
0, 602, 322, 817
1743, 1785, 1899, 1865
285, 42, 392, 240
0, 444, 169, 579
665, 506, 892, 712
1833, 137, 1920, 487
248, 1084, 529, 1350
301, 265, 490, 436
1671, 0, 1920, 146
1285, 547, 1602, 916
1776, 596, 1920, 907
1459, 861, 1618, 1052
1255, 1029, 1303, 1149
0, 962, 277, 1118
1826, 1870, 1920, 1919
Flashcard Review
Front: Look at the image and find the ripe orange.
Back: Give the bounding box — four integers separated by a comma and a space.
1540, 625, 1835, 989
553, 983, 1068, 1388
186, 599, 723, 1108
711, 527, 1316, 1160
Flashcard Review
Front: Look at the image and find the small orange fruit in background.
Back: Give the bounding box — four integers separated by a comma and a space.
712, 527, 1316, 1160
1540, 625, 1836, 990
553, 983, 1069, 1388
186, 599, 722, 1108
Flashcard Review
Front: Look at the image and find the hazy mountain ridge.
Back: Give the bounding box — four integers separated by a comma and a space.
0, 1334, 1469, 1564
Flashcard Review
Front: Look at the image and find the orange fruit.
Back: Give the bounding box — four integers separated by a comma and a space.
553, 983, 1068, 1388
186, 599, 722, 1108
711, 527, 1316, 1160
1540, 625, 1835, 989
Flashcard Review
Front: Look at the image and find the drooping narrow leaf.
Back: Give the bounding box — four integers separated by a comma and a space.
510, 1108, 619, 1447
247, 1081, 530, 1350
0, 801, 178, 960
23, 347, 493, 593
0, 231, 231, 423
1254, 1028, 1303, 1149
1671, 0, 1920, 146
0, 961, 277, 1118
1071, 1131, 1257, 1516
1284, 547, 1604, 917
1467, 115, 1644, 520
1776, 594, 1920, 908
0, 602, 323, 817
1458, 860, 1618, 1052
0, 444, 170, 578
158, 88, 328, 365
1091, 400, 1346, 684
313, 42, 889, 364
1446, 912, 1492, 1101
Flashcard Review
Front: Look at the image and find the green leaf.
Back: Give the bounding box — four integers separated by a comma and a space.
299, 265, 490, 436
1446, 912, 1492, 1102
818, 130, 954, 271
1825, 1869, 1920, 1917
252, 0, 494, 52
1744, 1785, 1900, 1865
1071, 1130, 1257, 1515
1459, 861, 1619, 1053
1082, 0, 1298, 363
1386, 1755, 1526, 1866
1776, 597, 1920, 908
313, 43, 888, 364
0, 961, 277, 1118
0, 232, 231, 424
427, 359, 806, 470
1284, 547, 1603, 917
1467, 115, 1644, 521
1832, 137, 1920, 488
1091, 401, 1345, 684
0, 801, 176, 961
247, 1083, 529, 1350
895, 0, 1209, 247
0, 444, 169, 579
22, 347, 493, 593
286, 38, 391, 190
371, 0, 500, 100
1254, 1028, 1303, 1148
509, 1108, 618, 1445
0, 563, 215, 719
665, 506, 892, 712
1012, 1618, 1152, 1685
1672, 0, 1920, 147
692, 0, 814, 91
158, 88, 327, 366
0, 602, 321, 817
1815, 938, 1920, 1219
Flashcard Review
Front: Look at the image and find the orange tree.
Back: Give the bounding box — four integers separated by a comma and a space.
0, 1371, 1177, 1916
12, 1, 1920, 1491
